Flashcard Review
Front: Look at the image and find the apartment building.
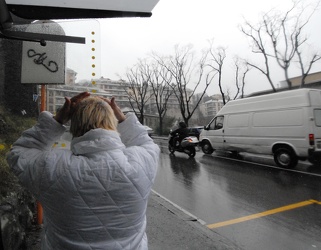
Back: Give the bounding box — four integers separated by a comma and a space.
44, 69, 110, 114
199, 94, 224, 118
44, 73, 220, 131
144, 86, 195, 119
95, 77, 132, 108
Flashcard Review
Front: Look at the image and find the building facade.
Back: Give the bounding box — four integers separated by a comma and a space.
279, 71, 321, 89
43, 74, 225, 131
199, 94, 224, 118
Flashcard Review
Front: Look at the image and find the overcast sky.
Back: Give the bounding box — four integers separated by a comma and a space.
66, 0, 321, 96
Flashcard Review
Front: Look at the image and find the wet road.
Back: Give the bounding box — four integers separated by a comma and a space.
153, 139, 321, 250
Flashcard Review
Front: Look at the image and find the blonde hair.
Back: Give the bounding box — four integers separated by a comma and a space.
70, 96, 118, 138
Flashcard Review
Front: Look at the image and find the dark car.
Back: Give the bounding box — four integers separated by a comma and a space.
188, 126, 203, 140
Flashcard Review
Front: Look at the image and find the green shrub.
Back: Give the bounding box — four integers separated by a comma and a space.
0, 105, 36, 195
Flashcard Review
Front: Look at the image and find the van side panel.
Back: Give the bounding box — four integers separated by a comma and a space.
251, 108, 307, 156
219, 89, 311, 115
199, 89, 321, 162
223, 113, 251, 152
310, 91, 321, 106
252, 109, 303, 127
224, 109, 307, 155
227, 113, 249, 128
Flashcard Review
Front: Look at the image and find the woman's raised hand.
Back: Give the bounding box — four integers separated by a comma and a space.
100, 96, 126, 123
54, 92, 90, 124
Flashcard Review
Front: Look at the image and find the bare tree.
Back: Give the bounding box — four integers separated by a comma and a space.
143, 58, 174, 135
264, 1, 321, 88
233, 59, 240, 100
293, 1, 321, 86
207, 41, 228, 104
240, 21, 277, 92
263, 8, 296, 88
122, 60, 152, 124
297, 50, 321, 87
241, 0, 320, 90
153, 44, 214, 126
241, 64, 250, 98
233, 56, 250, 99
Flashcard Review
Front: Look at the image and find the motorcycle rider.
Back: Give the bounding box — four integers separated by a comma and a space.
170, 121, 189, 148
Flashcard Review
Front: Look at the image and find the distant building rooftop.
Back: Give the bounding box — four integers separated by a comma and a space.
246, 71, 321, 98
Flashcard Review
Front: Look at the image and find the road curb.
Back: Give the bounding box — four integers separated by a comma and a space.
149, 191, 242, 250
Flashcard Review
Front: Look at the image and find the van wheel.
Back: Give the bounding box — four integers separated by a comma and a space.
274, 147, 298, 169
202, 142, 214, 154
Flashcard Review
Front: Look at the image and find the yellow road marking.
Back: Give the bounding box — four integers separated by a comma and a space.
207, 199, 320, 229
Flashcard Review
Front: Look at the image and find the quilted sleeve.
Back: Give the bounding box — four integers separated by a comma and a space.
117, 113, 159, 148
117, 113, 160, 179
6, 111, 66, 196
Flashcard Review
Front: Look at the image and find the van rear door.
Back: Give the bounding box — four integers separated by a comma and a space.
313, 109, 321, 150
310, 91, 321, 152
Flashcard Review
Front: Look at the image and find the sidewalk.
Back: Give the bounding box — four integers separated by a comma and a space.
26, 191, 241, 249
147, 191, 241, 250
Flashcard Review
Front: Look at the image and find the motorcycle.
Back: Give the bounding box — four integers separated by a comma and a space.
168, 133, 199, 157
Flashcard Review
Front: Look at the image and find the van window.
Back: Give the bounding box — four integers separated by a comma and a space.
227, 113, 249, 128
315, 109, 321, 126
310, 91, 321, 106
209, 116, 224, 130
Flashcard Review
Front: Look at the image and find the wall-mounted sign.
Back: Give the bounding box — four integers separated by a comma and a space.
21, 21, 66, 84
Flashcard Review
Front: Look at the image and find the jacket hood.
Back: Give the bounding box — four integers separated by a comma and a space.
71, 128, 124, 155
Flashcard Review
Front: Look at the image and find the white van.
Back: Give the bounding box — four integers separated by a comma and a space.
199, 88, 321, 168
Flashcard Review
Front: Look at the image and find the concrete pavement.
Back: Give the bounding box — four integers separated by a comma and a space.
147, 191, 241, 250
26, 191, 241, 250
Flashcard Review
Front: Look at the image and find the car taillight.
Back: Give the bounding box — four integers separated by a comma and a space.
309, 134, 315, 146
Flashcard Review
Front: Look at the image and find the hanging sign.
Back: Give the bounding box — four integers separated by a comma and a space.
21, 20, 66, 84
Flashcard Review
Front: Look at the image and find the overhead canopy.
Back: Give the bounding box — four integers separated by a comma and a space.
0, 0, 160, 44
6, 0, 160, 19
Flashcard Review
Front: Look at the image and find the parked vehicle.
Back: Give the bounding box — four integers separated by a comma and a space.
168, 133, 199, 157
188, 126, 203, 140
199, 88, 321, 168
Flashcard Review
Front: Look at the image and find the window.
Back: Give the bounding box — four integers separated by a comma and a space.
209, 116, 224, 130
314, 109, 321, 126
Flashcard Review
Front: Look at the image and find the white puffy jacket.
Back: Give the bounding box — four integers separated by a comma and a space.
7, 111, 160, 250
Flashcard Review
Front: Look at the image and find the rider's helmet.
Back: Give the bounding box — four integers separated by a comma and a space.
179, 121, 187, 128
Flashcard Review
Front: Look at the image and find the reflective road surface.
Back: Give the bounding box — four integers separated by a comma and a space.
152, 141, 321, 250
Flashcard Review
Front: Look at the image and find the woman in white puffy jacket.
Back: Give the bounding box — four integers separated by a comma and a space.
7, 92, 160, 250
